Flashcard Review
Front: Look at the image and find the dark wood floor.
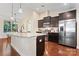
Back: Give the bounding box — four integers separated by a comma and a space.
44, 41, 79, 56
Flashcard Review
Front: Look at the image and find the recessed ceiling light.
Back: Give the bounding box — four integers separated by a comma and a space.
64, 3, 68, 6
36, 8, 40, 11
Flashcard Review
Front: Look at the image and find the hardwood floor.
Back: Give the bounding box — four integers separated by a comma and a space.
44, 41, 79, 56
0, 37, 19, 56
0, 37, 79, 56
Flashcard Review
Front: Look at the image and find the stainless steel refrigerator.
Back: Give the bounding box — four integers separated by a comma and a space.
59, 19, 77, 48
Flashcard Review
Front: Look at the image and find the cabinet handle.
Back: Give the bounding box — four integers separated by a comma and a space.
39, 39, 42, 42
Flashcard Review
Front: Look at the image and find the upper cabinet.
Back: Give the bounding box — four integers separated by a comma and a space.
43, 16, 51, 23
38, 20, 43, 28
38, 16, 59, 28
59, 10, 76, 20
38, 10, 76, 28
38, 16, 51, 28
43, 16, 51, 28
51, 16, 59, 27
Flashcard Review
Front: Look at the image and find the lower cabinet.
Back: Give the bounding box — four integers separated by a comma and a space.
36, 35, 45, 56
48, 33, 59, 43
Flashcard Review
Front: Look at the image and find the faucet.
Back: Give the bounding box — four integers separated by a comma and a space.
20, 25, 24, 32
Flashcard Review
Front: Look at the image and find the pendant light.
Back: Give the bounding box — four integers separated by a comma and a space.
18, 3, 23, 13
14, 13, 17, 22
10, 3, 14, 20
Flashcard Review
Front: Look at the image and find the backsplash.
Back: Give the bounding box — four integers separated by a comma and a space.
38, 27, 58, 33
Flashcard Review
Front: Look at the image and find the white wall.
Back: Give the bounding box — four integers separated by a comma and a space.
76, 4, 79, 49
17, 9, 33, 32
27, 11, 39, 33
17, 10, 39, 33
39, 11, 58, 20
0, 18, 4, 33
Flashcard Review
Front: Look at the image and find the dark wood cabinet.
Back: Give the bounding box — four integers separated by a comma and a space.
38, 16, 59, 28
48, 33, 59, 43
38, 20, 43, 28
59, 10, 76, 20
38, 10, 76, 28
43, 16, 51, 23
51, 16, 59, 27
43, 16, 51, 27
36, 35, 45, 56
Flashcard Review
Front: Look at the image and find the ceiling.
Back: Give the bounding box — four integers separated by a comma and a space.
22, 3, 76, 13
0, 3, 76, 20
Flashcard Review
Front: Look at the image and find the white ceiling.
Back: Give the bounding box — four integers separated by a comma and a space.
0, 3, 76, 20
22, 3, 76, 13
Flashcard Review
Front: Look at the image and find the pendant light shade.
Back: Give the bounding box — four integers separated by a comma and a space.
10, 3, 14, 20
10, 16, 14, 20
18, 3, 23, 13
18, 8, 23, 13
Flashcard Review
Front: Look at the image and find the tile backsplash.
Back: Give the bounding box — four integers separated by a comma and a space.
38, 27, 59, 33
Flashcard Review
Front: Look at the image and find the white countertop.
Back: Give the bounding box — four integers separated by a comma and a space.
5, 32, 46, 37
0, 33, 8, 38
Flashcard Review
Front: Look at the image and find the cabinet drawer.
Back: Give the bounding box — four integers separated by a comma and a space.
38, 20, 43, 28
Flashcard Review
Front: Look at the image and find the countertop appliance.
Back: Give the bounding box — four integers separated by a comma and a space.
59, 19, 77, 48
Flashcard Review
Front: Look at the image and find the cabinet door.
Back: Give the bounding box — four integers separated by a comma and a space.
36, 35, 45, 56
43, 16, 51, 23
43, 16, 51, 27
59, 10, 76, 20
48, 33, 59, 43
38, 20, 43, 28
51, 16, 59, 27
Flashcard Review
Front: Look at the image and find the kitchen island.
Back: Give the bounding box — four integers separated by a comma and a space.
8, 32, 45, 56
